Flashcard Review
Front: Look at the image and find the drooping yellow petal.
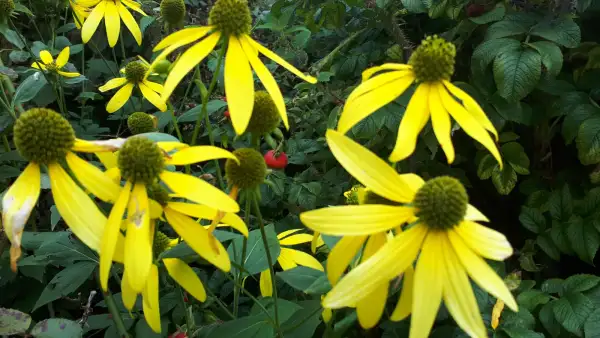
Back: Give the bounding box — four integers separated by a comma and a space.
428, 82, 455, 164
337, 74, 414, 134
249, 37, 317, 84
282, 248, 323, 271
139, 81, 167, 111
81, 1, 107, 43
448, 230, 518, 311
278, 234, 313, 246
225, 36, 255, 135
323, 225, 427, 308
160, 171, 239, 213
106, 83, 135, 113
99, 181, 131, 291
162, 32, 221, 100
154, 26, 211, 51
121, 273, 138, 310
440, 85, 502, 167
39, 50, 53, 65
301, 205, 413, 235
65, 152, 120, 202
73, 138, 126, 153
311, 232, 324, 253
326, 236, 367, 285
57, 70, 81, 78
164, 207, 231, 272
361, 64, 412, 81
31, 63, 47, 70
163, 258, 207, 302
55, 47, 70, 68
260, 270, 272, 297
444, 80, 498, 141
240, 35, 288, 129
104, 1, 120, 47
390, 265, 414, 321
124, 183, 152, 293
48, 163, 105, 251
346, 70, 411, 107
356, 233, 388, 329
492, 300, 505, 330
156, 141, 189, 152
465, 204, 490, 223
99, 77, 128, 92
165, 146, 237, 166
454, 221, 513, 260
277, 229, 303, 239
389, 83, 431, 163
409, 232, 443, 338
277, 248, 297, 270
167, 202, 248, 236
440, 234, 486, 338
142, 265, 161, 333
96, 151, 118, 169
121, 0, 146, 15
118, 3, 142, 45
325, 129, 416, 203
142, 80, 163, 93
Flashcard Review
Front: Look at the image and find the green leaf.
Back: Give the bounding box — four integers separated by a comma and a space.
576, 117, 600, 164
30, 318, 83, 338
530, 16, 581, 48
552, 292, 594, 336
0, 308, 31, 335
582, 187, 600, 215
492, 165, 518, 195
137, 132, 180, 143
565, 215, 600, 264
563, 274, 600, 294
502, 307, 537, 330
472, 38, 521, 75
277, 266, 327, 292
542, 279, 564, 294
470, 2, 506, 24
304, 274, 332, 295
502, 142, 530, 174
428, 0, 448, 18
12, 72, 48, 107
548, 186, 572, 221
537, 233, 561, 260
227, 225, 281, 277
562, 104, 598, 144
493, 47, 542, 102
281, 300, 323, 338
551, 221, 574, 255
502, 328, 544, 338
517, 290, 551, 311
539, 302, 562, 337
519, 206, 546, 233
485, 13, 539, 40
528, 41, 563, 77
584, 308, 600, 338
0, 28, 25, 49
401, 0, 427, 13
477, 154, 498, 180
499, 132, 520, 142
177, 100, 227, 123
209, 315, 272, 337
33, 261, 96, 311
135, 315, 167, 338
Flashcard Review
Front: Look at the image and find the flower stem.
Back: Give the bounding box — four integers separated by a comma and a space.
233, 197, 251, 317
167, 102, 184, 141
205, 287, 235, 319
98, 276, 129, 338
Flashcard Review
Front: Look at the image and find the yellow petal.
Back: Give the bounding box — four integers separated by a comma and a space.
278, 234, 313, 246
72, 138, 126, 153
142, 80, 163, 93
99, 77, 128, 92
355, 233, 388, 328
165, 146, 237, 166
31, 63, 47, 70
106, 83, 134, 113
277, 248, 297, 270
156, 141, 189, 152
81, 1, 107, 43
325, 129, 416, 203
139, 81, 167, 112
57, 70, 81, 78
260, 270, 272, 297
390, 265, 414, 321
465, 204, 490, 222
142, 265, 161, 333
277, 228, 303, 239
104, 1, 121, 47
122, 0, 146, 15
124, 183, 152, 293
428, 82, 455, 164
99, 181, 131, 291
39, 50, 53, 64
167, 202, 248, 236
300, 205, 413, 235
454, 221, 513, 260
444, 80, 498, 141
337, 74, 414, 135
48, 163, 105, 251
440, 85, 502, 167
323, 225, 427, 308
448, 230, 518, 312
225, 36, 254, 135
162, 32, 220, 100
66, 152, 120, 202
327, 236, 367, 285
361, 63, 412, 81
249, 37, 317, 84
149, 199, 163, 219
440, 234, 487, 338
153, 26, 211, 51
118, 3, 142, 45
56, 47, 70, 68
163, 258, 207, 302
311, 232, 324, 253
240, 35, 288, 129
121, 273, 138, 310
409, 232, 443, 338
281, 248, 323, 271
492, 300, 505, 330
346, 70, 411, 107
389, 83, 431, 163
164, 207, 231, 272
95, 152, 118, 169
160, 171, 239, 213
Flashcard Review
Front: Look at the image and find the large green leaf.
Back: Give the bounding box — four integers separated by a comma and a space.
576, 117, 600, 164
277, 266, 327, 292
492, 165, 518, 195
584, 308, 600, 338
30, 318, 83, 338
227, 224, 281, 277
477, 154, 497, 180
502, 142, 530, 174
552, 292, 594, 336
493, 47, 541, 102
539, 302, 561, 337
401, 0, 427, 13
485, 13, 539, 40
471, 38, 521, 75
0, 308, 31, 335
530, 16, 581, 48
177, 100, 228, 123
470, 2, 505, 24
502, 328, 544, 338
528, 41, 563, 77
565, 216, 600, 264
562, 104, 599, 144
519, 206, 546, 234
12, 72, 48, 108
517, 290, 551, 311
33, 261, 96, 311
281, 300, 323, 338
563, 275, 600, 295
537, 233, 561, 261
548, 186, 573, 222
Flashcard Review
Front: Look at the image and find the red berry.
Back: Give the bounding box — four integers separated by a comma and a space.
183, 294, 189, 303
168, 332, 187, 338
264, 150, 288, 169
466, 4, 485, 17
224, 110, 230, 118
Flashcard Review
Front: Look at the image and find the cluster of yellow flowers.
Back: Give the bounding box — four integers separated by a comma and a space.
3, 0, 518, 336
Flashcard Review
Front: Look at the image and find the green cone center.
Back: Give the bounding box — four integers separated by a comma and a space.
147, 182, 170, 206
414, 176, 468, 231
160, 0, 185, 24
118, 136, 165, 185
153, 231, 172, 256
225, 148, 266, 190
128, 112, 156, 135
0, 0, 15, 19
246, 91, 281, 135
408, 35, 456, 83
208, 0, 252, 36
125, 61, 147, 83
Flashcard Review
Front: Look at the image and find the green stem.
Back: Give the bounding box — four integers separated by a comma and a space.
167, 102, 183, 141
119, 30, 127, 61
100, 281, 130, 337
205, 287, 235, 319
233, 198, 251, 317
252, 198, 282, 337
281, 305, 322, 334
178, 285, 194, 332
80, 46, 85, 120
224, 273, 280, 331
176, 67, 198, 118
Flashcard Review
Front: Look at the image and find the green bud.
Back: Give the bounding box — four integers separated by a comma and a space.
414, 176, 468, 231
128, 112, 157, 135
225, 148, 266, 190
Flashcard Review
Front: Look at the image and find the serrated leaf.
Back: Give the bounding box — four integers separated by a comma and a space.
529, 41, 563, 77
520, 207, 546, 233
0, 308, 31, 335
401, 0, 427, 13
31, 318, 83, 338
502, 307, 537, 330
548, 186, 572, 221
562, 104, 599, 144
539, 302, 561, 337
565, 215, 600, 264
530, 16, 581, 48
492, 165, 518, 195
472, 38, 521, 75
563, 274, 600, 294
502, 142, 530, 174
552, 292, 594, 336
493, 47, 542, 102
517, 290, 551, 311
551, 221, 574, 255
33, 261, 96, 311
542, 279, 564, 294
470, 2, 506, 24
477, 154, 498, 179
485, 13, 539, 40
584, 308, 600, 338
576, 117, 600, 164
428, 0, 447, 18
502, 327, 544, 338
537, 233, 561, 260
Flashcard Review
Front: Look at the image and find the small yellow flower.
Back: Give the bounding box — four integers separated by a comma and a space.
299, 130, 517, 337
260, 229, 323, 297
81, 0, 146, 47
150, 0, 317, 135
99, 59, 166, 113
337, 36, 501, 166
31, 47, 80, 78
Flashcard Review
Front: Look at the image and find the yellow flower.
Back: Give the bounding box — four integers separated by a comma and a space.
337, 36, 501, 166
300, 130, 517, 337
99, 60, 166, 113
69, 0, 100, 29
2, 108, 123, 271
149, 0, 317, 135
260, 229, 323, 297
98, 137, 241, 294
31, 47, 80, 78
81, 0, 146, 47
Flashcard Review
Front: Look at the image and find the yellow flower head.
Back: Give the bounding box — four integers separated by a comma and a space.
31, 47, 81, 78
300, 130, 517, 336
99, 59, 167, 113
150, 0, 317, 135
337, 35, 501, 167
81, 0, 146, 47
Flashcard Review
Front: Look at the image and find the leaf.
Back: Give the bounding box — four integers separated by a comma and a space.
209, 315, 272, 337
493, 47, 542, 102
537, 233, 561, 261
528, 41, 563, 77
472, 38, 521, 75
562, 104, 598, 144
492, 165, 518, 195
477, 154, 498, 180
542, 279, 564, 294
551, 221, 574, 255
304, 274, 332, 295
502, 307, 537, 330
281, 300, 323, 338
576, 117, 600, 165
530, 16, 581, 48
502, 328, 544, 338
548, 186, 573, 221
552, 292, 594, 336
12, 72, 48, 107
520, 207, 546, 233
277, 266, 326, 292
502, 142, 530, 174
0, 308, 31, 335
485, 13, 539, 40
33, 261, 96, 311
177, 100, 228, 123
134, 316, 166, 338
401, 0, 427, 13
470, 2, 506, 24
584, 308, 600, 338
565, 216, 600, 264
30, 318, 83, 338
0, 28, 25, 49
33, 232, 98, 265
563, 274, 600, 294
517, 290, 551, 311
539, 302, 562, 337
227, 225, 281, 277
